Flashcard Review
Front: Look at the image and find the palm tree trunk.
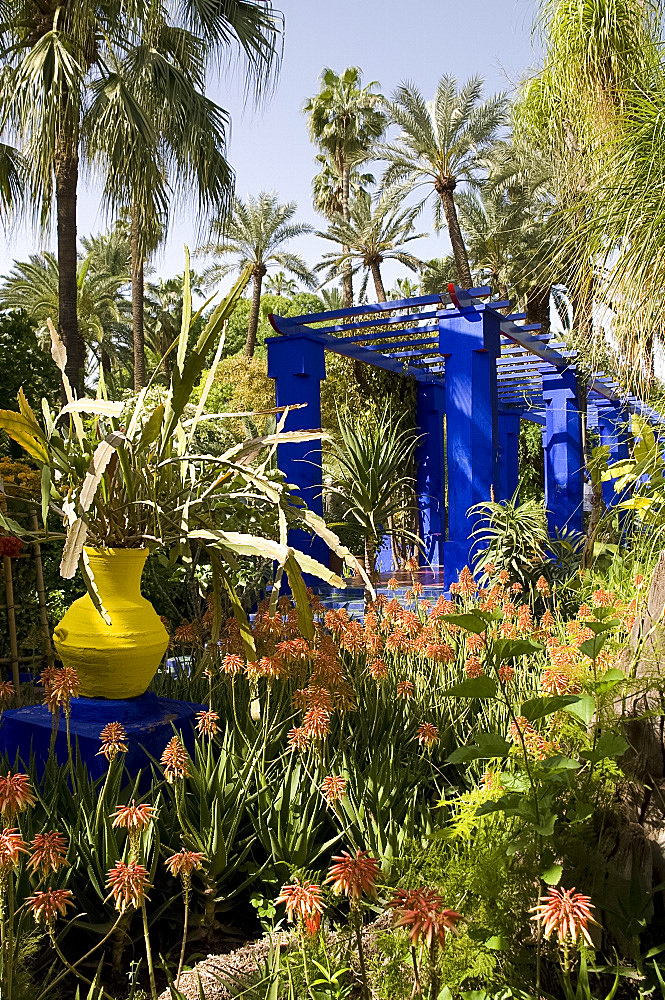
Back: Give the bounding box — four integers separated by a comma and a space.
369, 262, 386, 302
55, 114, 83, 397
341, 163, 353, 309
131, 203, 146, 390
526, 286, 551, 337
437, 185, 473, 289
244, 267, 265, 357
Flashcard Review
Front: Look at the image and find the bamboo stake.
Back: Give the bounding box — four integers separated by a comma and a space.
2, 555, 19, 699
29, 513, 54, 668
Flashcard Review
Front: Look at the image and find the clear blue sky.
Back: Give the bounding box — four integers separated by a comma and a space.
0, 0, 542, 291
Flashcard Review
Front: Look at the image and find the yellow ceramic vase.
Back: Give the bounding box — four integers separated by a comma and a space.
53, 547, 169, 699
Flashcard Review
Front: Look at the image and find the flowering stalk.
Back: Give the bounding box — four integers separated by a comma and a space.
324, 849, 380, 1000
165, 849, 204, 988
141, 901, 157, 1000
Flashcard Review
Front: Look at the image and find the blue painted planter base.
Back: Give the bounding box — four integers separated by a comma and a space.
0, 692, 204, 781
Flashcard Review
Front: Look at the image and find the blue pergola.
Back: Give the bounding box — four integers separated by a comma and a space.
267, 286, 662, 590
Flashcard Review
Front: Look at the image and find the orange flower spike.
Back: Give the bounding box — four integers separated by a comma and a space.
397, 679, 414, 700
466, 632, 485, 654
302, 706, 331, 740
27, 888, 74, 928
0, 772, 36, 819
97, 722, 128, 761
161, 736, 189, 783
287, 726, 310, 752
389, 888, 462, 949
0, 828, 28, 870
0, 681, 14, 702
29, 831, 68, 875
51, 666, 80, 709
106, 860, 151, 912
165, 849, 205, 899
536, 575, 550, 596
321, 775, 346, 804
325, 849, 381, 900
531, 886, 599, 946
195, 709, 219, 737
221, 653, 244, 675
417, 722, 439, 747
111, 800, 156, 831
276, 878, 323, 932
368, 658, 388, 680
465, 656, 483, 678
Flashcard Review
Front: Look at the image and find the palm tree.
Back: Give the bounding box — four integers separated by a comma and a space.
312, 154, 375, 220
316, 191, 425, 302
265, 271, 298, 297
320, 287, 344, 312
201, 193, 315, 357
305, 67, 386, 307
0, 0, 282, 394
389, 277, 420, 300
380, 76, 507, 289
514, 0, 659, 365
421, 256, 458, 294
0, 232, 131, 381
90, 15, 240, 391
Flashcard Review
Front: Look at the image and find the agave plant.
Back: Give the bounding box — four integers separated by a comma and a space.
0, 256, 368, 634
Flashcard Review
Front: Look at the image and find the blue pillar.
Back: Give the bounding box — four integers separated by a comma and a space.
416, 382, 445, 568
375, 535, 394, 574
598, 403, 631, 508
542, 367, 584, 536
266, 334, 328, 567
497, 411, 520, 502
440, 306, 501, 590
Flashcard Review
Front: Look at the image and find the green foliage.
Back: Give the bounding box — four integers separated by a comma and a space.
220, 291, 326, 359
0, 312, 60, 427
518, 422, 545, 502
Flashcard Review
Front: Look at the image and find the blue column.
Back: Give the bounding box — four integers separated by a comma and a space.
542, 367, 584, 536
266, 334, 328, 566
497, 411, 520, 502
375, 535, 394, 574
416, 382, 445, 568
598, 403, 631, 508
440, 306, 501, 590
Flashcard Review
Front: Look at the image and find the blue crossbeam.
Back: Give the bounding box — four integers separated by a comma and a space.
272, 285, 492, 328
308, 328, 439, 344
300, 314, 443, 337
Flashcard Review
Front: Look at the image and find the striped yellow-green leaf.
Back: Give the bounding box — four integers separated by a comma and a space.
0, 410, 49, 464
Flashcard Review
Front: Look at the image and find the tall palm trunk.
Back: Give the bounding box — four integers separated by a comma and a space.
526, 285, 551, 336
369, 261, 386, 302
340, 162, 353, 308
437, 181, 473, 289
130, 203, 146, 390
245, 266, 266, 357
55, 111, 83, 397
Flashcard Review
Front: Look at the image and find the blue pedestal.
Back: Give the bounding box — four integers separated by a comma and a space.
0, 692, 204, 780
